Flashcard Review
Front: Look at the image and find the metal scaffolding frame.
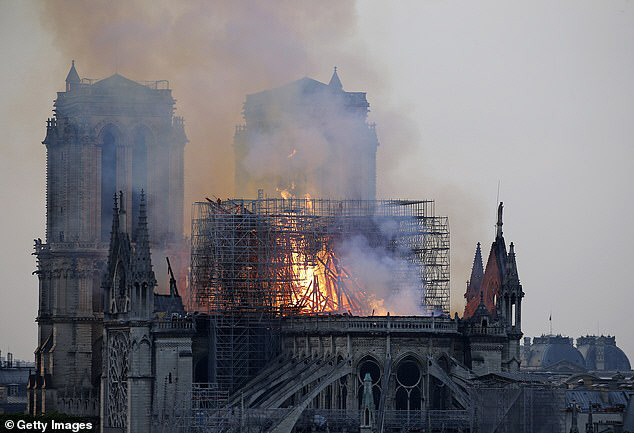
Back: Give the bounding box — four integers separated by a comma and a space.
472, 385, 566, 433
190, 198, 450, 392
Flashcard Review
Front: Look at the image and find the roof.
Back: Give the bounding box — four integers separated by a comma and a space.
247, 77, 328, 102
525, 336, 586, 369
565, 389, 633, 411
65, 60, 80, 83
154, 293, 184, 314
473, 371, 551, 386
328, 67, 343, 91
0, 368, 31, 386
245, 74, 369, 116
577, 336, 632, 371
92, 73, 154, 94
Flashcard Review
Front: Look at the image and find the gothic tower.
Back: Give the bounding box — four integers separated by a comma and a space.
234, 68, 379, 200
462, 202, 524, 371
101, 193, 154, 433
29, 62, 187, 415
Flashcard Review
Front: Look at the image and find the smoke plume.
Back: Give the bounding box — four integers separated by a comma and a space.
38, 0, 364, 216
337, 233, 426, 316
238, 83, 377, 199
37, 0, 487, 316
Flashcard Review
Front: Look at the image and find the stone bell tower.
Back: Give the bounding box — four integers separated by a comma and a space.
28, 61, 187, 415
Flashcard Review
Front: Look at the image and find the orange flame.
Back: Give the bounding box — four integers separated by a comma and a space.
283, 239, 375, 315
304, 193, 313, 211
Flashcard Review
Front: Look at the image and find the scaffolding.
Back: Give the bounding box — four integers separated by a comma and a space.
190, 198, 450, 391
472, 385, 566, 433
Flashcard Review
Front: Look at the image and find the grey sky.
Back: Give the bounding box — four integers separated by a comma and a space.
1, 1, 632, 361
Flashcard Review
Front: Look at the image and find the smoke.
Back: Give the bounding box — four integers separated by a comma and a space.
37, 0, 487, 316
37, 0, 365, 219
238, 84, 377, 199
337, 233, 426, 316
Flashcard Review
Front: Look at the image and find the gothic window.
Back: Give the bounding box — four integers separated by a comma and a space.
337, 374, 347, 409
106, 331, 130, 429
395, 356, 423, 411
357, 356, 381, 409
100, 128, 118, 241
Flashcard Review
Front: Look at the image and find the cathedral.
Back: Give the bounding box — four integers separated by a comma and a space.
28, 62, 188, 417
31, 63, 634, 433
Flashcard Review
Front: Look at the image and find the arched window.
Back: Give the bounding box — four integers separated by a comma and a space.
100, 128, 118, 241
357, 356, 381, 409
395, 356, 423, 411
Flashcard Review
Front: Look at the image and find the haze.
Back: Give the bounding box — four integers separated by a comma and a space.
1, 1, 632, 361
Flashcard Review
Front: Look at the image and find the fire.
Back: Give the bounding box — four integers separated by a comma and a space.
284, 240, 375, 315
304, 193, 313, 211
277, 183, 297, 200
279, 189, 292, 200
260, 197, 386, 316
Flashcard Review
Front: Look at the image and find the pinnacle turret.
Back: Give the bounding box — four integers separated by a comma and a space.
65, 60, 80, 91
468, 242, 484, 292
108, 193, 120, 247
503, 242, 521, 289
132, 190, 156, 286
328, 66, 343, 91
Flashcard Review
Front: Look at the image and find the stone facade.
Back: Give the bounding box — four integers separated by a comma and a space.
100, 194, 193, 433
28, 62, 188, 417
228, 312, 515, 432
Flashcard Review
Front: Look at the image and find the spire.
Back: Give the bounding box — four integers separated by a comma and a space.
134, 190, 150, 252
65, 60, 80, 91
504, 242, 521, 287
328, 66, 343, 91
118, 191, 127, 233
109, 193, 120, 242
496, 202, 503, 238
468, 242, 484, 292
132, 190, 156, 286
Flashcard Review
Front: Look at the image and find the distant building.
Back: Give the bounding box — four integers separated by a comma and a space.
0, 352, 33, 414
577, 335, 632, 371
234, 68, 379, 200
521, 335, 631, 373
522, 335, 586, 371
